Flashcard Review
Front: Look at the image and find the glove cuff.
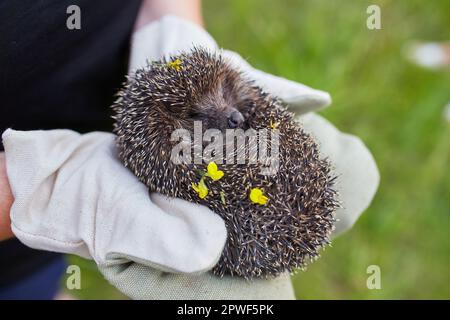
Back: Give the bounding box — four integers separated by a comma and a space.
129, 15, 218, 72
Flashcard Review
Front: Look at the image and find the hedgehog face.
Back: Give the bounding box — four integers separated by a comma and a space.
143, 50, 260, 132
186, 81, 255, 131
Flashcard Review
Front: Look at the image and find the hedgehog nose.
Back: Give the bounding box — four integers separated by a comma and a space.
228, 111, 244, 128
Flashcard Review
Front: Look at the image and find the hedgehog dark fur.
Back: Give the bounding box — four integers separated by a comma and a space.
112, 48, 339, 279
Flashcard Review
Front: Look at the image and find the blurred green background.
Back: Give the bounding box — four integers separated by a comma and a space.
65, 0, 450, 299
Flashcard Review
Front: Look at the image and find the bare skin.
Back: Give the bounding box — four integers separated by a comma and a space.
441, 43, 450, 64
0, 0, 204, 241
134, 0, 203, 31
0, 152, 13, 241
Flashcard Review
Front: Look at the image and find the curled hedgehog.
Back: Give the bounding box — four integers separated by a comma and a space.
112, 48, 339, 279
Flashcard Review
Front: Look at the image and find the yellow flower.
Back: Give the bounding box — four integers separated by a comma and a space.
249, 187, 268, 205
269, 119, 279, 130
206, 161, 224, 181
192, 179, 208, 199
167, 58, 182, 71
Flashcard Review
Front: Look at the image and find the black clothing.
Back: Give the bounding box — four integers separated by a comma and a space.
0, 0, 142, 287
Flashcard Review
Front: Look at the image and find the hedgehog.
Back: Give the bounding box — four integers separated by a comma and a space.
112, 47, 339, 279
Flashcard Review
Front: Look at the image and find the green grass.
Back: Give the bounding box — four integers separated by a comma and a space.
64, 0, 450, 299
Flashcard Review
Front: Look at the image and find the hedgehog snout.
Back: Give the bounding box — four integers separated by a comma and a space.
228, 111, 245, 129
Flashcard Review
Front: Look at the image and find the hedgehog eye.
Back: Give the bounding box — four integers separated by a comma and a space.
238, 103, 253, 119
189, 111, 204, 120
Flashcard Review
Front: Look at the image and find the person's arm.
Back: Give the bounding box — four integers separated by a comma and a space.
0, 0, 204, 242
134, 0, 203, 31
0, 152, 14, 241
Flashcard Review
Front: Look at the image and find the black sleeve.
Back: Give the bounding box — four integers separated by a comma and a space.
0, 0, 142, 287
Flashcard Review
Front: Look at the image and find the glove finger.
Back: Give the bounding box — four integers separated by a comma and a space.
99, 261, 295, 300
223, 50, 332, 114
297, 113, 380, 236
100, 178, 227, 274
129, 15, 218, 72
150, 193, 228, 273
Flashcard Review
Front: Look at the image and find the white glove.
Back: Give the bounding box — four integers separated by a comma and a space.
2, 129, 227, 274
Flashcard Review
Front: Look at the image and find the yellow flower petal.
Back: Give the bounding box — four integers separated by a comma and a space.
210, 170, 224, 181
199, 189, 208, 199
206, 161, 224, 181
250, 187, 268, 205
269, 120, 280, 130
207, 161, 218, 173
192, 179, 208, 199
249, 188, 262, 203
167, 58, 182, 71
258, 194, 269, 205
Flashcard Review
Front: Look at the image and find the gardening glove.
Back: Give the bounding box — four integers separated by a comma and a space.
95, 15, 379, 300
1, 129, 227, 274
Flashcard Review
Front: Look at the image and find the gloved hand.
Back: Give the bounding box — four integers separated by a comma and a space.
93, 15, 379, 300
1, 129, 227, 275
1, 127, 297, 299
